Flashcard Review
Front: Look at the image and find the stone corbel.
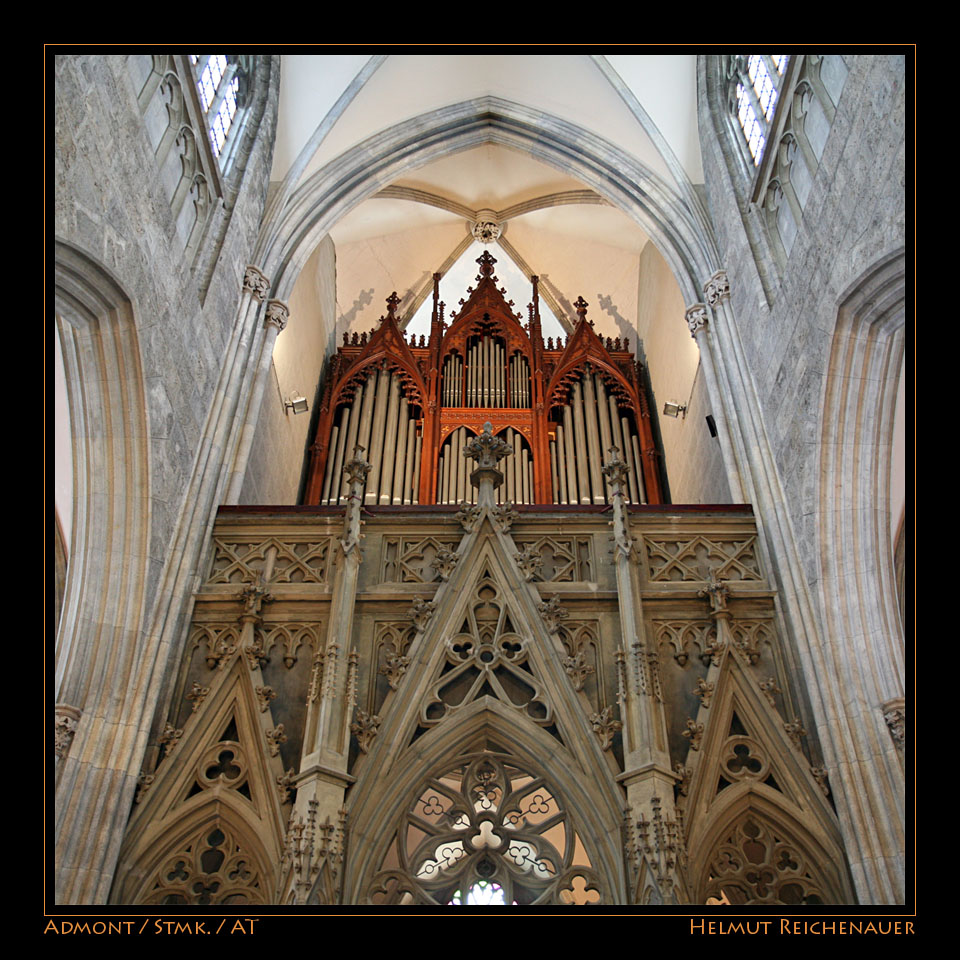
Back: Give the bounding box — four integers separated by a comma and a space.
703, 269, 730, 307
242, 265, 270, 302
882, 697, 905, 753
685, 303, 709, 339
54, 704, 82, 761
264, 298, 289, 332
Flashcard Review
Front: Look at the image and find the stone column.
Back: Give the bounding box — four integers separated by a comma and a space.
701, 268, 904, 902
282, 446, 370, 904
603, 447, 682, 901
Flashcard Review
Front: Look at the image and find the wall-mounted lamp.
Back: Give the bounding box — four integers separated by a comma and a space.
662, 401, 687, 419
285, 392, 309, 415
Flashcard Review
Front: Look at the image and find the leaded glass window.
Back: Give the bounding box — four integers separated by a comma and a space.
734, 55, 789, 165
190, 55, 242, 163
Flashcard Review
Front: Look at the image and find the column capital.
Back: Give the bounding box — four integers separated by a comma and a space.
264, 299, 289, 332
685, 303, 709, 338
243, 265, 270, 302
703, 269, 730, 307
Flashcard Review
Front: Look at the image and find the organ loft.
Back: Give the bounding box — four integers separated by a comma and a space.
305, 251, 662, 511
111, 254, 855, 907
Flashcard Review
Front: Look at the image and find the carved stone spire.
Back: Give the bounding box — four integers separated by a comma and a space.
603, 446, 634, 559
340, 445, 371, 556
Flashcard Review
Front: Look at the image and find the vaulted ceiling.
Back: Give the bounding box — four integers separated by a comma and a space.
269, 55, 703, 340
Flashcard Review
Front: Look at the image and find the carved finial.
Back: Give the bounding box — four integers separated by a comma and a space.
476, 250, 497, 276
514, 543, 543, 582
682, 719, 704, 751
408, 596, 436, 632
463, 422, 512, 501
159, 721, 183, 758
590, 706, 622, 751
186, 681, 210, 713
266, 724, 287, 757
784, 719, 807, 748
351, 710, 381, 753
759, 676, 781, 707
693, 677, 715, 708
538, 595, 569, 634
463, 422, 512, 470
385, 291, 401, 320
430, 545, 459, 582
574, 296, 589, 324
698, 575, 730, 615
811, 765, 830, 796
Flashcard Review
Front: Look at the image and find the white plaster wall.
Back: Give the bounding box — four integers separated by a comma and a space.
241, 235, 338, 504
634, 242, 730, 504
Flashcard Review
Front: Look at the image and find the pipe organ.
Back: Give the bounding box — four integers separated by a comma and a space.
306, 252, 663, 506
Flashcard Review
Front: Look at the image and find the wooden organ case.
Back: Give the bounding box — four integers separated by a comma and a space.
305, 252, 663, 507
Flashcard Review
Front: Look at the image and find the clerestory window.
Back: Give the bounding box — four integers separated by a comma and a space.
734, 55, 789, 164
190, 55, 245, 169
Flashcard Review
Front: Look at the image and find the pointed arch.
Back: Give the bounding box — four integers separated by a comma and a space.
54, 240, 153, 904
117, 798, 278, 905
345, 706, 625, 905
814, 248, 906, 901
257, 98, 717, 310
691, 788, 853, 905
112, 655, 288, 904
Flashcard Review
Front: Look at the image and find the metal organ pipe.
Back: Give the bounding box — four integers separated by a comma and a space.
412, 432, 422, 504
550, 438, 560, 503
582, 373, 604, 503
320, 423, 339, 504
403, 417, 416, 504
555, 422, 569, 503
631, 433, 647, 504
572, 382, 591, 504
562, 406, 578, 504
328, 409, 349, 504
379, 373, 401, 503
595, 375, 614, 501
391, 397, 408, 504
356, 368, 378, 501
